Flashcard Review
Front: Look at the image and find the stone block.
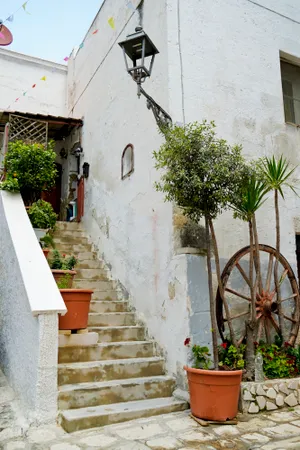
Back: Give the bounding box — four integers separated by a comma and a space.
257, 396, 266, 410
279, 383, 289, 395
274, 384, 279, 392
243, 390, 254, 401
266, 402, 277, 411
248, 403, 259, 414
59, 332, 99, 347
250, 385, 256, 395
276, 394, 284, 407
256, 385, 266, 396
284, 393, 298, 407
266, 388, 276, 399
288, 380, 298, 390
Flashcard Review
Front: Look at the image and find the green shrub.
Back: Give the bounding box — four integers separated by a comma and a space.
257, 343, 297, 379
218, 343, 245, 370
49, 249, 77, 271
0, 175, 20, 192
28, 200, 57, 229
4, 140, 57, 204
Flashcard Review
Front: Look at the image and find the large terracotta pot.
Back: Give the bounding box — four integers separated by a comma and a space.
184, 366, 242, 421
43, 248, 50, 259
59, 289, 93, 330
52, 270, 76, 288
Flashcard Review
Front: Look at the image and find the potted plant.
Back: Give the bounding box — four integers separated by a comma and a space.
49, 249, 77, 288
40, 232, 55, 259
2, 139, 57, 205
153, 121, 249, 421
27, 199, 57, 241
58, 288, 94, 330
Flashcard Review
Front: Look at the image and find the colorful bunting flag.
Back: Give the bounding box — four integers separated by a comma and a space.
126, 1, 135, 10
0, 32, 5, 40
92, 29, 98, 35
22, 2, 30, 14
23, 92, 27, 96
32, 84, 36, 88
63, 56, 69, 62
15, 98, 19, 102
79, 43, 84, 49
40, 76, 46, 81
7, 15, 14, 22
108, 17, 115, 29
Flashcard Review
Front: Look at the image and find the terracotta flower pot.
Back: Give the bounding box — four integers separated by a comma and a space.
43, 248, 50, 259
59, 289, 93, 330
52, 270, 76, 288
184, 366, 242, 421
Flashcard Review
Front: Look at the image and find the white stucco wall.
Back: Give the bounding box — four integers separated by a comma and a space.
67, 0, 192, 383
168, 0, 300, 271
0, 192, 66, 424
0, 48, 67, 116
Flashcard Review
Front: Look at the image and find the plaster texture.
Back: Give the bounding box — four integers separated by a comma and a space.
0, 192, 66, 424
0, 48, 67, 115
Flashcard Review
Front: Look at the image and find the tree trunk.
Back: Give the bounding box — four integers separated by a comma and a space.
209, 218, 238, 348
245, 219, 256, 380
252, 214, 262, 295
205, 215, 219, 367
274, 189, 284, 339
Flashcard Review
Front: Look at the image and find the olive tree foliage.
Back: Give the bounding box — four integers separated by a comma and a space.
153, 121, 249, 366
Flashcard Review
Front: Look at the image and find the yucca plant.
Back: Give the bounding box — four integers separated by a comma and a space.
262, 155, 298, 339
231, 175, 269, 378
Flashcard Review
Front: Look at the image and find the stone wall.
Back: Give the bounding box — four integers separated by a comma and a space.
241, 378, 300, 414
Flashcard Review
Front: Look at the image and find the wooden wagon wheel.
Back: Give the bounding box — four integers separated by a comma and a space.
216, 244, 300, 346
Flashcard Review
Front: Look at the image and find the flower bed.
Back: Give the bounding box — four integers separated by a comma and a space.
240, 377, 300, 413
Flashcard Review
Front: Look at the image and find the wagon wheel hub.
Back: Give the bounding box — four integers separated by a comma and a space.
256, 290, 276, 317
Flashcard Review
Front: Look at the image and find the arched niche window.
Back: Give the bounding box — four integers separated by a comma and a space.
121, 144, 134, 180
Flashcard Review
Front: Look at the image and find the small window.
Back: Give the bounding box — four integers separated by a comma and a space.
121, 144, 134, 180
280, 60, 300, 125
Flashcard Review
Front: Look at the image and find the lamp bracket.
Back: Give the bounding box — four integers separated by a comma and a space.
139, 86, 172, 129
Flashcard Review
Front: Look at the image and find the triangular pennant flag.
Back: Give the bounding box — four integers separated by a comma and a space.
92, 29, 98, 35
127, 1, 135, 10
108, 17, 115, 29
22, 2, 30, 13
23, 92, 27, 96
79, 43, 84, 49
32, 84, 36, 88
15, 98, 19, 102
7, 15, 14, 22
40, 76, 46, 81
63, 56, 69, 62
0, 32, 4, 40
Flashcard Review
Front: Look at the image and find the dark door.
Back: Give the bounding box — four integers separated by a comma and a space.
42, 163, 62, 215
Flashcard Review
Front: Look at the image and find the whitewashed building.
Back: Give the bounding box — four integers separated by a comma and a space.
0, 0, 300, 426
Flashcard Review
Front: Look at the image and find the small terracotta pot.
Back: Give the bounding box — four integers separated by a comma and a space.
59, 289, 93, 330
43, 248, 50, 259
52, 270, 76, 288
184, 366, 242, 421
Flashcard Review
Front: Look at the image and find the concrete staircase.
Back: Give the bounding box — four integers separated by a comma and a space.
54, 222, 187, 433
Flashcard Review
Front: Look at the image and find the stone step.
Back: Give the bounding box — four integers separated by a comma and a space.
58, 357, 165, 386
54, 236, 89, 245
89, 326, 145, 342
92, 290, 119, 301
75, 269, 110, 281
90, 301, 129, 313
56, 222, 83, 231
88, 312, 135, 327
55, 243, 93, 253
73, 279, 115, 290
77, 260, 105, 270
58, 375, 176, 411
58, 341, 155, 363
60, 397, 187, 432
53, 230, 86, 239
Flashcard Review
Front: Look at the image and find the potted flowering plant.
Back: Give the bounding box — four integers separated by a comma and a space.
49, 249, 77, 288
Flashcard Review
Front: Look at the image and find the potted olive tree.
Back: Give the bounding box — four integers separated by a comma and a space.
154, 121, 249, 421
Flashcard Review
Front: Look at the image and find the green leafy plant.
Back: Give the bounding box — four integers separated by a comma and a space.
154, 121, 249, 366
262, 155, 298, 340
218, 343, 245, 370
28, 200, 57, 229
0, 175, 20, 192
49, 249, 77, 271
4, 140, 57, 205
257, 343, 296, 379
184, 339, 212, 369
56, 274, 71, 289
40, 232, 55, 249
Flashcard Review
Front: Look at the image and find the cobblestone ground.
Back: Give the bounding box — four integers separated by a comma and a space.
1, 373, 300, 449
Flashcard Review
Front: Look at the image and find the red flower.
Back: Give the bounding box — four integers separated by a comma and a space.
284, 342, 292, 348
63, 253, 66, 258
184, 338, 191, 346
221, 343, 227, 349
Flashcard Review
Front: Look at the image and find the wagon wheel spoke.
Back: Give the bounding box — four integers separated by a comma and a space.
278, 293, 297, 304
283, 314, 296, 323
224, 311, 249, 322
266, 254, 274, 292
236, 263, 251, 288
257, 317, 264, 342
269, 314, 280, 334
279, 269, 288, 286
225, 287, 251, 302
265, 317, 271, 344
237, 331, 246, 346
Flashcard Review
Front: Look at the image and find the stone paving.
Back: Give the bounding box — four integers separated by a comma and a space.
2, 372, 300, 449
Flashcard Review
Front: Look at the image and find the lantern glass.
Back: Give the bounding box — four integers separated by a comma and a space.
119, 28, 159, 84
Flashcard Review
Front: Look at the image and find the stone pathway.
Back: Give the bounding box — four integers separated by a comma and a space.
2, 372, 300, 449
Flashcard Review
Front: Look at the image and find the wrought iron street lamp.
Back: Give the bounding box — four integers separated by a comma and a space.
119, 27, 172, 129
